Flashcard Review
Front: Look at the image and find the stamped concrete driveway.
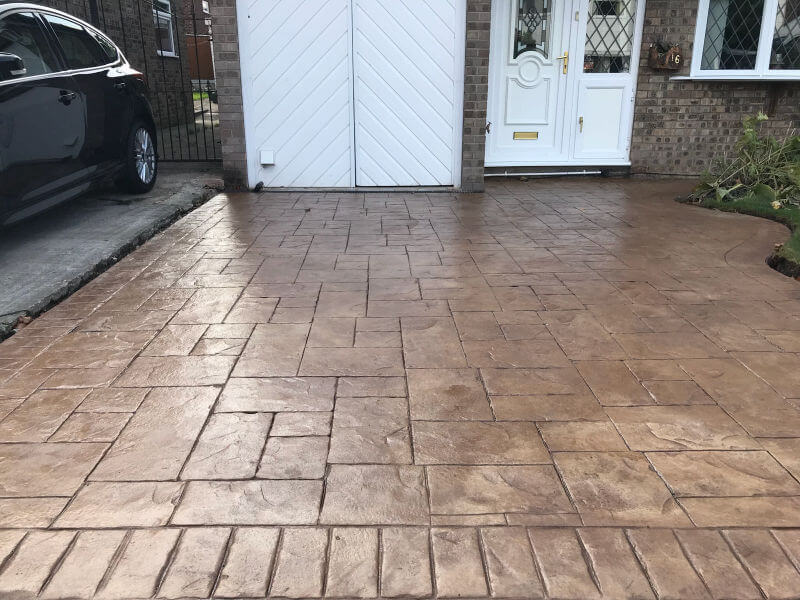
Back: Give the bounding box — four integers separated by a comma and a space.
1, 178, 800, 599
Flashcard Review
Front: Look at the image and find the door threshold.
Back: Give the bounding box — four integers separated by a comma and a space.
255, 186, 460, 194
484, 165, 631, 178
484, 169, 602, 178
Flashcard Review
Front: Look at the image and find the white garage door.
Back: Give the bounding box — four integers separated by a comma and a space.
237, 0, 464, 188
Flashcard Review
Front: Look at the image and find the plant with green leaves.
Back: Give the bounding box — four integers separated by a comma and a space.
690, 113, 800, 208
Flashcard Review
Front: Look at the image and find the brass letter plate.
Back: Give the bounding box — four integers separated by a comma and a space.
513, 132, 539, 140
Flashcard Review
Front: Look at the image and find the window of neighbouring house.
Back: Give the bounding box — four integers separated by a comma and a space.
153, 0, 178, 57
694, 0, 800, 78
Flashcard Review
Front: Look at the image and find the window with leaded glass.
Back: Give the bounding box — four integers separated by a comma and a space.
693, 0, 800, 78
584, 0, 637, 72
514, 0, 549, 58
771, 0, 800, 69
700, 0, 764, 70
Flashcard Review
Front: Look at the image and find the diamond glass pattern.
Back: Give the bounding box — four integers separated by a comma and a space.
514, 0, 549, 58
771, 0, 800, 69
700, 0, 765, 70
583, 0, 636, 72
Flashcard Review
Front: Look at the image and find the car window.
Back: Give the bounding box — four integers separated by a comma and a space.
42, 13, 108, 69
92, 31, 118, 63
0, 12, 58, 80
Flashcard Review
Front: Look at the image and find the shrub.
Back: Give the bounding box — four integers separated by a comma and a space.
690, 113, 800, 208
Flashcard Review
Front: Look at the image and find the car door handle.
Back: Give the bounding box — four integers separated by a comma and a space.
58, 91, 77, 105
114, 82, 127, 92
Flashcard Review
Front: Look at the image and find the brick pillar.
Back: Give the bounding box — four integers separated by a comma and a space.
460, 0, 491, 192
210, 0, 248, 188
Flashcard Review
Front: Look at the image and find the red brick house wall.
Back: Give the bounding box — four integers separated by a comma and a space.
631, 0, 800, 176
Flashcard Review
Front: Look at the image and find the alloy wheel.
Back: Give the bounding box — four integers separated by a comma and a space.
134, 128, 156, 184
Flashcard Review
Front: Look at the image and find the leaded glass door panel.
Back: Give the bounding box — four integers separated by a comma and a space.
485, 0, 574, 165
573, 0, 642, 160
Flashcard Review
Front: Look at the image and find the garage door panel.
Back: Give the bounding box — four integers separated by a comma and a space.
241, 0, 354, 188
262, 85, 352, 187
360, 0, 455, 92
245, 0, 290, 36
312, 146, 353, 188
354, 5, 454, 116
287, 111, 354, 186
356, 88, 452, 182
356, 107, 450, 186
355, 56, 453, 155
353, 0, 459, 186
421, 0, 457, 30
250, 7, 349, 104
356, 132, 405, 186
238, 0, 463, 188
247, 0, 305, 50
255, 48, 351, 151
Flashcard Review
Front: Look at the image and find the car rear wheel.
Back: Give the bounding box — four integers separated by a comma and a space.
119, 120, 157, 193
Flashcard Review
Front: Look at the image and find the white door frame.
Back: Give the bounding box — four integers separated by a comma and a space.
485, 0, 647, 167
452, 0, 467, 188
236, 0, 466, 189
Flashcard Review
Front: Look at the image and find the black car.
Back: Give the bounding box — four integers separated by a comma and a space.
0, 2, 157, 225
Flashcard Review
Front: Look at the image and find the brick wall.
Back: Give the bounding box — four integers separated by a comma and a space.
209, 0, 247, 187
40, 0, 193, 130
632, 0, 800, 176
461, 0, 491, 192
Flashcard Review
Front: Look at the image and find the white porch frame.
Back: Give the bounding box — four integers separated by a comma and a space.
485, 0, 647, 168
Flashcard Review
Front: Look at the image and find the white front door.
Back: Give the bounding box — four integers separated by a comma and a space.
236, 0, 465, 188
486, 0, 574, 164
486, 0, 645, 167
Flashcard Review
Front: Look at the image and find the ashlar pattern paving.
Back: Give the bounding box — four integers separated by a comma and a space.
2, 179, 800, 598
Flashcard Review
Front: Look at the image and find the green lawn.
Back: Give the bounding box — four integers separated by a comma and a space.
685, 194, 800, 275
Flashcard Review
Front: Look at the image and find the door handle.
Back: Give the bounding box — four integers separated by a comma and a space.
114, 81, 127, 92
556, 51, 569, 74
58, 90, 77, 105
579, 116, 584, 133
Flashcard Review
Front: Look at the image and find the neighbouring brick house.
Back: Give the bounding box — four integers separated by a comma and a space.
183, 0, 214, 81
209, 0, 800, 190
41, 0, 193, 129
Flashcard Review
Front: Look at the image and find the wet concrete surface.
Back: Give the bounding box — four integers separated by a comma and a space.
0, 163, 223, 337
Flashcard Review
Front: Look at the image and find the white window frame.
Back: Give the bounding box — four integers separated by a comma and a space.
688, 0, 800, 80
153, 1, 178, 58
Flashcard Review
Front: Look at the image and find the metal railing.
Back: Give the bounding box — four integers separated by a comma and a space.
62, 0, 221, 161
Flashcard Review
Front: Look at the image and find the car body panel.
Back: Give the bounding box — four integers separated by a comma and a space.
0, 2, 157, 225
0, 72, 86, 205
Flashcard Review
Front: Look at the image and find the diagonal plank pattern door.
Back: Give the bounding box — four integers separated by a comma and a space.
240, 0, 355, 188
352, 0, 459, 186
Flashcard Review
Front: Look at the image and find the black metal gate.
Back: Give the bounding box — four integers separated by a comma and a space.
56, 0, 221, 162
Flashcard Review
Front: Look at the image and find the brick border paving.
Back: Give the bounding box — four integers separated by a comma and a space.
3, 525, 800, 598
